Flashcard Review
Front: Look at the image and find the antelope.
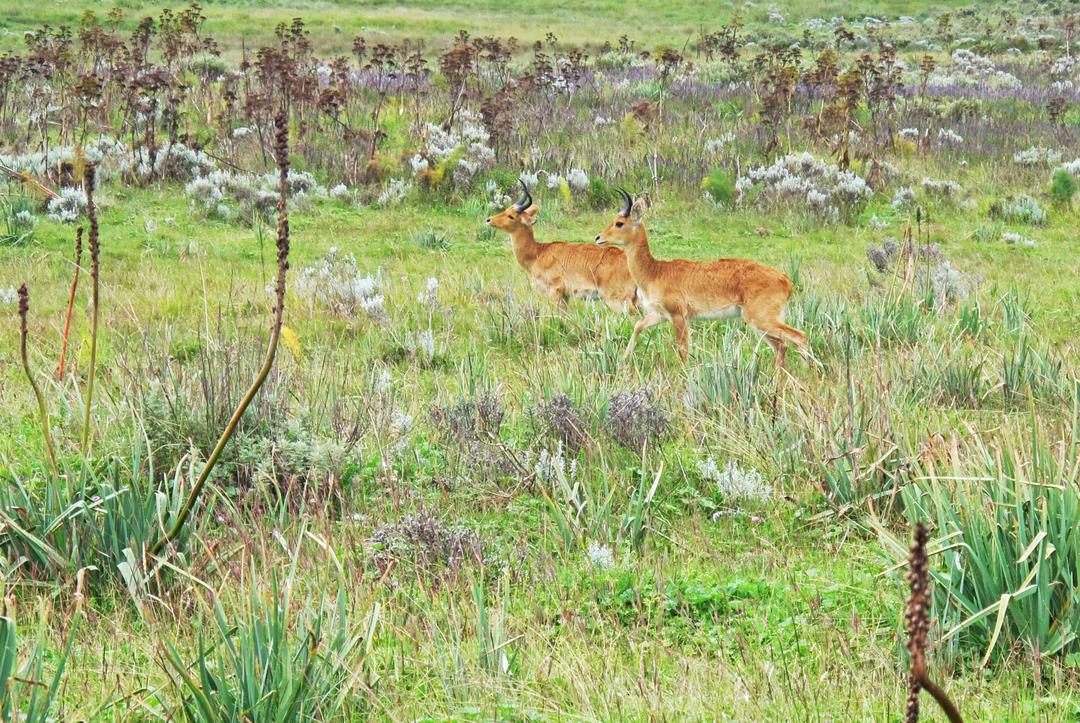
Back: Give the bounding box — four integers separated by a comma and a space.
595, 190, 809, 369
485, 182, 638, 312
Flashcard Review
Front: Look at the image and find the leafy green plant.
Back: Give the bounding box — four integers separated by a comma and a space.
1000, 334, 1068, 407
413, 227, 451, 250
1050, 169, 1076, 205
685, 337, 765, 412
0, 438, 190, 596
585, 176, 619, 210
539, 450, 612, 552
623, 462, 664, 551
0, 194, 36, 246
0, 603, 80, 722
968, 221, 1003, 244
857, 295, 931, 349
955, 299, 986, 340
879, 407, 1080, 663
815, 331, 913, 512
163, 573, 378, 720
473, 575, 516, 676
701, 168, 734, 206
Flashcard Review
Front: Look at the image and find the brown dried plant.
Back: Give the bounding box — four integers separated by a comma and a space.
905, 523, 963, 723
18, 285, 58, 476
150, 111, 291, 557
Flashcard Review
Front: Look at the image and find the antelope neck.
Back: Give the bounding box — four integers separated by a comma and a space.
621, 226, 658, 283
509, 227, 543, 268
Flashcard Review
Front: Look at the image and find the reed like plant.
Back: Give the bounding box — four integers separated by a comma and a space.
81, 165, 100, 454
0, 434, 188, 593
150, 111, 292, 557
17, 285, 57, 476
473, 574, 517, 676
879, 401, 1080, 664
0, 598, 80, 722
55, 226, 83, 379
162, 536, 378, 720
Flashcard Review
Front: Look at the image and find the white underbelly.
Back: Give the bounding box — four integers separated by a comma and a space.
639, 292, 742, 321
695, 305, 742, 321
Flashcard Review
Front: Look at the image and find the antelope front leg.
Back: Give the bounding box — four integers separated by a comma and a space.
545, 282, 567, 310
671, 313, 690, 361
624, 311, 664, 359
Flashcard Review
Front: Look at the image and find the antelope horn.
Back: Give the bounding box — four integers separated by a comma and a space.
617, 187, 633, 217
513, 179, 532, 211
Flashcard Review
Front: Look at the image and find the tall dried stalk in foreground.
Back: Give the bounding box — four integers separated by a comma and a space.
150, 111, 292, 557
905, 523, 963, 723
18, 285, 58, 476
80, 166, 100, 455
56, 226, 83, 380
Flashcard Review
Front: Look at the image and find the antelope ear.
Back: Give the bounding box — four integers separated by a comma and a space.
629, 198, 647, 225
521, 205, 540, 225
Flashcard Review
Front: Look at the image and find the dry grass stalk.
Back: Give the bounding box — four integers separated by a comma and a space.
150, 111, 292, 557
905, 522, 963, 723
18, 284, 58, 476
55, 226, 83, 379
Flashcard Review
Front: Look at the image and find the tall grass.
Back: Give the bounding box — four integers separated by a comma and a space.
878, 396, 1080, 664
16, 285, 57, 476
163, 567, 378, 720
81, 164, 101, 455
0, 437, 190, 594
0, 600, 80, 721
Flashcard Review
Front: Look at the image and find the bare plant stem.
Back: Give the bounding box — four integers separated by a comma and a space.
0, 162, 60, 200
18, 285, 58, 476
56, 226, 83, 380
150, 111, 291, 557
81, 166, 100, 455
918, 677, 963, 723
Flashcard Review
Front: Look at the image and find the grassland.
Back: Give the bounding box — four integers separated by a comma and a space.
0, 0, 976, 55
1, 0, 1079, 720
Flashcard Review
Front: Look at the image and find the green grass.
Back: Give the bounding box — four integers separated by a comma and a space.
2, 181, 1076, 718
0, 0, 980, 55
1, 0, 1079, 719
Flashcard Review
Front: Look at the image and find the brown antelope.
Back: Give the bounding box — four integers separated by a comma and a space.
595, 190, 809, 369
486, 182, 638, 312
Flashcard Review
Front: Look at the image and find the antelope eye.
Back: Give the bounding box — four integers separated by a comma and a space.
615, 221, 624, 228
507, 214, 515, 220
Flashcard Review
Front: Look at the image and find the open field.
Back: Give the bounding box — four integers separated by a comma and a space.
1, 0, 1079, 720
0, 0, 978, 55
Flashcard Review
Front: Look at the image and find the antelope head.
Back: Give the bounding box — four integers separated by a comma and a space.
486, 180, 539, 231
595, 188, 647, 247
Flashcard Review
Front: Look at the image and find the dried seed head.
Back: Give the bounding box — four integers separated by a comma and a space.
906, 523, 930, 674
84, 164, 100, 267
272, 112, 290, 321
905, 675, 921, 723
17, 283, 29, 336
905, 522, 931, 723
74, 226, 84, 264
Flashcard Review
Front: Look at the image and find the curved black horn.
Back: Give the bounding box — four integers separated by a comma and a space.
513, 179, 532, 211
617, 187, 633, 217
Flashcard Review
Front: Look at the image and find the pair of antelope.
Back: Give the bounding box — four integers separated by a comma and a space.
485, 183, 809, 371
